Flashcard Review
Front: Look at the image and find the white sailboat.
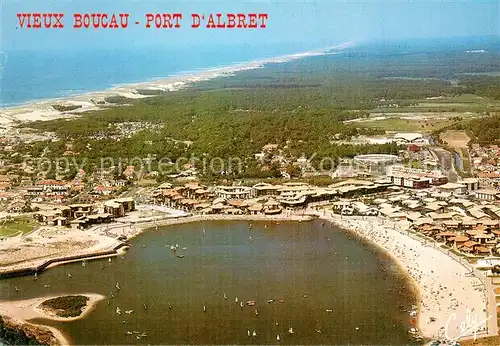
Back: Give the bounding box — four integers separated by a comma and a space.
235, 297, 238, 303
277, 335, 280, 342
252, 331, 257, 337
116, 282, 120, 290
116, 307, 121, 315
288, 327, 294, 334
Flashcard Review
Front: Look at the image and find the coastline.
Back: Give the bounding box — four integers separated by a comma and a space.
0, 210, 496, 343
0, 42, 354, 128
0, 293, 105, 345
317, 211, 494, 342
0, 213, 314, 278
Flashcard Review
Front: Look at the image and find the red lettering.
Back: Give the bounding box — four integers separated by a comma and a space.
145, 13, 154, 28
206, 14, 216, 29
248, 13, 257, 28
43, 13, 52, 28
258, 13, 268, 28
73, 13, 82, 28
172, 13, 182, 28
32, 13, 41, 28
109, 14, 118, 28
53, 13, 64, 28
227, 14, 236, 28
119, 13, 129, 28
237, 14, 247, 28
191, 13, 200, 28
162, 13, 172, 28
216, 13, 225, 28
101, 14, 108, 28
92, 13, 101, 28
17, 13, 28, 28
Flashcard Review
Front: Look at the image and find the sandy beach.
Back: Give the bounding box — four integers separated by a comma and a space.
319, 211, 492, 341
0, 293, 104, 345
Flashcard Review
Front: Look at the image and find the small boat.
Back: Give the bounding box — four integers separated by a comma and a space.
181, 247, 187, 250
315, 329, 322, 334
325, 309, 333, 312
355, 327, 360, 331
44, 284, 50, 288
255, 309, 259, 316
267, 299, 275, 303
277, 335, 280, 342
170, 245, 176, 250
125, 331, 133, 335
275, 322, 279, 326
247, 330, 251, 337
176, 254, 185, 258
144, 303, 148, 310
246, 301, 256, 306
288, 327, 294, 334
279, 299, 284, 303
67, 273, 72, 278
125, 310, 134, 314
116, 282, 120, 290
168, 302, 173, 310
302, 294, 308, 298
108, 258, 112, 263
116, 307, 121, 315
224, 293, 227, 300
235, 297, 238, 303
82, 260, 86, 267
203, 305, 206, 313
14, 286, 19, 291
34, 273, 38, 281
248, 236, 253, 242
240, 302, 244, 308
252, 331, 257, 337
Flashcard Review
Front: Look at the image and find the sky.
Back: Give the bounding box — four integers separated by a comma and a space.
2, 0, 499, 51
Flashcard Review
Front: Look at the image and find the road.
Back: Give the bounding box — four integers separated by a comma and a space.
431, 146, 459, 182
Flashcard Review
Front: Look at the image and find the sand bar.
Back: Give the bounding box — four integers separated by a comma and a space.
0, 293, 105, 345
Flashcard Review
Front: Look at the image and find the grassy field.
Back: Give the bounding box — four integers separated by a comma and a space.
0, 218, 37, 237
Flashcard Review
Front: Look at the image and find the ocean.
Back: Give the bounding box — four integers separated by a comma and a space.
0, 42, 329, 107
0, 220, 419, 345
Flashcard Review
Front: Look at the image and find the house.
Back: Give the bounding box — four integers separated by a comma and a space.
68, 204, 93, 218
439, 182, 467, 195
104, 201, 125, 218
388, 173, 430, 189
214, 186, 255, 200
462, 178, 480, 192
475, 189, 500, 201
263, 199, 282, 215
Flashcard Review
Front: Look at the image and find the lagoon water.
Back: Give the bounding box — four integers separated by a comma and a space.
0, 220, 419, 344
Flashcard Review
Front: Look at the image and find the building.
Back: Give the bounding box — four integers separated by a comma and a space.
439, 182, 467, 195
214, 186, 255, 200
462, 178, 480, 192
475, 189, 500, 201
388, 173, 431, 189
394, 133, 428, 145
